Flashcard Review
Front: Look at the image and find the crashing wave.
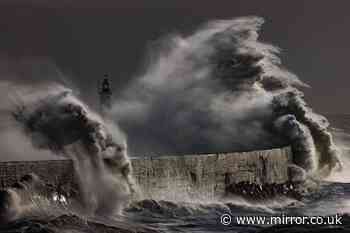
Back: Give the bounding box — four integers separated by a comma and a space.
112, 16, 341, 178
12, 87, 135, 216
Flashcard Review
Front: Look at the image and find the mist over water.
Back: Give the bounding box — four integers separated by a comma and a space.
0, 16, 348, 233
6, 83, 135, 217
112, 16, 340, 178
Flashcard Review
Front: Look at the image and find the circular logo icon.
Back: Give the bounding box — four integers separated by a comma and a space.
220, 214, 232, 226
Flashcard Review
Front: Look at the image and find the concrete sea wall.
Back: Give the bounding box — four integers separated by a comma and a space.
0, 147, 292, 199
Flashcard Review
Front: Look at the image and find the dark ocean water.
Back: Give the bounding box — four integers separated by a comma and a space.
2, 182, 350, 233
2, 114, 350, 233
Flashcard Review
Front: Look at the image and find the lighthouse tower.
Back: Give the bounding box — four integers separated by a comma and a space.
99, 74, 112, 116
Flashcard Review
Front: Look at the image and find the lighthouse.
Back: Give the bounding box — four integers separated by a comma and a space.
99, 74, 112, 116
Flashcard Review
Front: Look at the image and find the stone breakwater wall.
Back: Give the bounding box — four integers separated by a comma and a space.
0, 147, 292, 199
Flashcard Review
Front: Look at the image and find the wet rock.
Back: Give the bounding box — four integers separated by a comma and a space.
225, 181, 303, 200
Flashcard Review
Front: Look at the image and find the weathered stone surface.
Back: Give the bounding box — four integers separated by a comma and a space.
0, 160, 75, 190
0, 147, 292, 200
132, 147, 292, 200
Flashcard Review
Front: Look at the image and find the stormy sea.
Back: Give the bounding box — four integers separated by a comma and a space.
1, 17, 349, 232
1, 123, 350, 233
3, 121, 350, 233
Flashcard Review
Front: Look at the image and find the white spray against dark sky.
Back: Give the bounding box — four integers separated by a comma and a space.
8, 82, 134, 216
112, 17, 340, 175
0, 16, 341, 181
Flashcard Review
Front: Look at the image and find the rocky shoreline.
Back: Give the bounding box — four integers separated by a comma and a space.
225, 181, 305, 200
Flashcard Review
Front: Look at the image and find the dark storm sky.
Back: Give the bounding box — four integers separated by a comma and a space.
0, 1, 349, 114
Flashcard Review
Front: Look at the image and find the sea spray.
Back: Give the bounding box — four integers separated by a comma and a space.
0, 174, 45, 224
0, 189, 22, 223
111, 16, 341, 178
11, 84, 134, 216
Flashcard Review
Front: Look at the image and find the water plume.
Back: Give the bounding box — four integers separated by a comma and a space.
11, 84, 134, 216
0, 173, 44, 224
112, 16, 341, 178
